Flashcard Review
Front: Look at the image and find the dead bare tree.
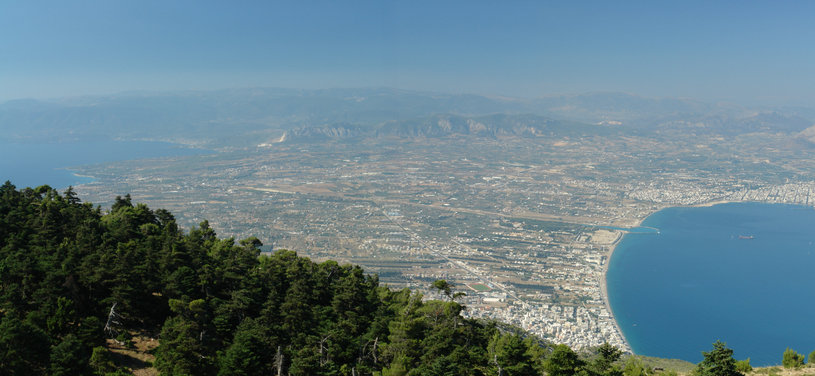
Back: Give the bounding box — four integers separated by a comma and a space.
371, 336, 378, 364
493, 354, 504, 376
318, 334, 332, 366
360, 336, 380, 366
274, 346, 284, 376
104, 302, 122, 341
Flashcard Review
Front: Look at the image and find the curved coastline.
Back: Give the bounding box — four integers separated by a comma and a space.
600, 227, 632, 352
602, 200, 815, 365
600, 202, 727, 353
599, 211, 665, 353
688, 199, 736, 208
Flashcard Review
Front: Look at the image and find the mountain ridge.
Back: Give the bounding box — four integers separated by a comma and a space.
1, 87, 812, 147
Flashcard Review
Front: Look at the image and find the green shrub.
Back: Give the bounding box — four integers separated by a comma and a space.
783, 348, 805, 369
115, 332, 134, 349
89, 346, 116, 374
735, 358, 752, 373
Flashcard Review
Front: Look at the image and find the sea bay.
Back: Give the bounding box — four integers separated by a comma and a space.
607, 202, 815, 366
0, 140, 208, 190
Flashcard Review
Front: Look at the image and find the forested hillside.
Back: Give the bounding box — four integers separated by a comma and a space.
0, 182, 570, 375
2, 182, 735, 376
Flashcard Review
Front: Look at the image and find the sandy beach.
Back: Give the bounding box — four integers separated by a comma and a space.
599, 225, 638, 352
600, 199, 737, 353
689, 200, 736, 208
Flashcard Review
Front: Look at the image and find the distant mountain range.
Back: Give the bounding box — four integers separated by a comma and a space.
280, 113, 611, 143
1, 87, 812, 147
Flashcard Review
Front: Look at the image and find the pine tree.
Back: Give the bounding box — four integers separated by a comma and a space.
782, 348, 805, 369
694, 341, 743, 376
544, 344, 584, 376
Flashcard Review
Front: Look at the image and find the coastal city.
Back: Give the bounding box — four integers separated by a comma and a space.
72, 124, 815, 352
5, 2, 815, 373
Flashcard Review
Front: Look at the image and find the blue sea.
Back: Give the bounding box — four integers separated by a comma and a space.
607, 202, 815, 366
0, 140, 208, 190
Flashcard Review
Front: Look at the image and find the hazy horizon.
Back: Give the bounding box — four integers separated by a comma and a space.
0, 85, 725, 105
2, 1, 815, 106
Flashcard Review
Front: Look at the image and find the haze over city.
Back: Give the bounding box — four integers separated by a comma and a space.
3, 1, 815, 374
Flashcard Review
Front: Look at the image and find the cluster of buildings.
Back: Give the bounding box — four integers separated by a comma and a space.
72, 135, 815, 354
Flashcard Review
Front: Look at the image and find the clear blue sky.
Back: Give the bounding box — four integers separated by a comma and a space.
1, 1, 813, 104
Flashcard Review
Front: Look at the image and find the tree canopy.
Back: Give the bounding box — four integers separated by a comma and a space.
782, 348, 805, 369
693, 341, 743, 376
0, 182, 584, 375
5, 182, 761, 375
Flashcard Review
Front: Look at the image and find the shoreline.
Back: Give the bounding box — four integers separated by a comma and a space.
687, 199, 814, 209
600, 229, 631, 352
69, 172, 96, 180
598, 199, 815, 365
687, 199, 736, 208
599, 198, 785, 355
599, 213, 656, 353
66, 170, 96, 188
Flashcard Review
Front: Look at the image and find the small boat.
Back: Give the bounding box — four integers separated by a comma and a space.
738, 235, 755, 240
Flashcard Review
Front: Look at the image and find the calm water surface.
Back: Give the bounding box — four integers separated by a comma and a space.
607, 203, 815, 365
0, 140, 208, 189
